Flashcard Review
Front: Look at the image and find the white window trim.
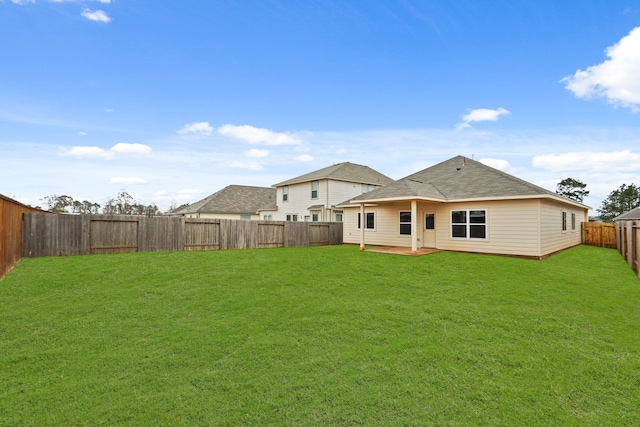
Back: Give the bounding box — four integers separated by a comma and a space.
450, 209, 487, 240
399, 210, 411, 236
357, 211, 376, 231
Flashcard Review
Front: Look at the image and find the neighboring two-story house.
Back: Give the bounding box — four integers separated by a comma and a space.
175, 162, 393, 222
260, 162, 394, 222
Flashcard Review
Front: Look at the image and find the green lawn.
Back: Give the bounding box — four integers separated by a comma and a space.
1, 245, 639, 426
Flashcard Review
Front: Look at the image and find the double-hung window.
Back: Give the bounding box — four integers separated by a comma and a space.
282, 186, 288, 202
451, 210, 486, 239
286, 214, 298, 222
561, 211, 567, 232
399, 211, 411, 235
571, 213, 576, 231
357, 212, 375, 230
311, 181, 318, 199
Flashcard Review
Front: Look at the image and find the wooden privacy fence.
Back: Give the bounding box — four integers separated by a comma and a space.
22, 214, 343, 258
616, 220, 640, 278
1, 194, 47, 279
582, 222, 616, 248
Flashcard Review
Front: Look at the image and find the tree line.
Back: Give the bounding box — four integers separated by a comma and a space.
40, 190, 163, 216
556, 178, 639, 222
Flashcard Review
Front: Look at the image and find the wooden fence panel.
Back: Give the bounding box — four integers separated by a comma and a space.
139, 216, 184, 252
309, 223, 329, 246
615, 220, 640, 278
21, 213, 83, 257
258, 222, 284, 248
2, 195, 46, 278
582, 222, 616, 248
21, 214, 343, 259
184, 219, 220, 250
284, 222, 309, 247
90, 216, 138, 254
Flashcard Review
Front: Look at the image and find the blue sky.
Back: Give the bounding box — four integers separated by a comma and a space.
1, 0, 639, 213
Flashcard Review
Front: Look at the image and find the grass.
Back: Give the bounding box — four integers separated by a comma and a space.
1, 245, 639, 426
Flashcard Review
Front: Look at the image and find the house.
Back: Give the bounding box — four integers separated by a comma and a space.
174, 185, 276, 220
614, 206, 640, 221
338, 156, 590, 258
261, 162, 394, 222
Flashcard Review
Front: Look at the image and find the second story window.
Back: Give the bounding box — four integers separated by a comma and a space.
362, 184, 376, 193
311, 181, 318, 199
283, 186, 288, 202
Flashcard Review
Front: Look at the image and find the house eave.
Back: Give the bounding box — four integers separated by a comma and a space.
341, 194, 590, 209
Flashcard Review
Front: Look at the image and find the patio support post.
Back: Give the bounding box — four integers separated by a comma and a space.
359, 203, 365, 251
411, 199, 418, 255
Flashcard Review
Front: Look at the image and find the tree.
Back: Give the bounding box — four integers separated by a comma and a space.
41, 194, 75, 213
556, 178, 589, 203
597, 183, 640, 222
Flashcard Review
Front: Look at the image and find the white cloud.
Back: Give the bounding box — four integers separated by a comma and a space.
295, 154, 314, 162
218, 124, 301, 145
110, 177, 147, 185
479, 158, 515, 173
244, 148, 269, 158
78, 131, 87, 136
455, 107, 510, 130
178, 189, 202, 195
111, 142, 152, 155
562, 27, 640, 112
59, 142, 152, 159
532, 150, 640, 172
228, 161, 263, 171
81, 8, 110, 23
177, 121, 213, 136
11, 0, 35, 4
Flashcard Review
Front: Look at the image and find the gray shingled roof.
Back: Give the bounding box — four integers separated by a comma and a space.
175, 185, 277, 215
614, 206, 640, 221
347, 155, 588, 206
273, 162, 394, 187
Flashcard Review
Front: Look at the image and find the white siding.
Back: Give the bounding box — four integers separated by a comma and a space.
274, 179, 381, 222
539, 200, 586, 256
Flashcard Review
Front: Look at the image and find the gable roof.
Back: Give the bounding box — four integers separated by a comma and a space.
174, 185, 277, 215
273, 162, 394, 187
614, 206, 640, 221
346, 155, 588, 208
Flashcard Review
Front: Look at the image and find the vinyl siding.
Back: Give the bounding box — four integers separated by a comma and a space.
344, 199, 582, 257
539, 199, 586, 256
274, 179, 382, 222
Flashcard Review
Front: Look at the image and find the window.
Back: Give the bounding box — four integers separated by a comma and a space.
357, 212, 375, 229
286, 214, 298, 222
263, 214, 273, 220
312, 213, 319, 222
282, 186, 288, 202
425, 213, 435, 230
561, 211, 567, 231
311, 181, 318, 199
240, 215, 251, 221
571, 213, 576, 231
362, 184, 377, 193
451, 210, 486, 239
399, 211, 411, 235
335, 212, 343, 222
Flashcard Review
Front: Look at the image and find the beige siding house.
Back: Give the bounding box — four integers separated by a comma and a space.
263, 162, 394, 222
339, 156, 589, 258
174, 185, 276, 220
